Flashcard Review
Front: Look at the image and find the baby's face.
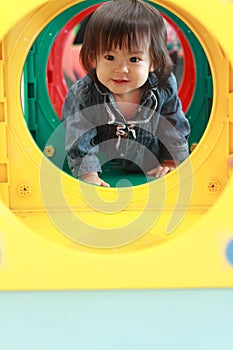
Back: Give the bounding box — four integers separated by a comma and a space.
95, 44, 154, 102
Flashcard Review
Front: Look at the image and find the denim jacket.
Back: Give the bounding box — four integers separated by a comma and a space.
62, 69, 190, 177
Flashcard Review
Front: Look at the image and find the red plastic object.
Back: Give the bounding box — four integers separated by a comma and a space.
46, 4, 101, 118
163, 14, 196, 111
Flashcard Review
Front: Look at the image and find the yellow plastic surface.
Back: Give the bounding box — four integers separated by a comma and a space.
0, 0, 233, 290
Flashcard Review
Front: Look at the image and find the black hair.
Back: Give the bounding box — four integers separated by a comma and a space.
80, 0, 173, 80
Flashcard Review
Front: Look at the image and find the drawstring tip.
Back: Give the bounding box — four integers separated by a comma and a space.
116, 136, 121, 151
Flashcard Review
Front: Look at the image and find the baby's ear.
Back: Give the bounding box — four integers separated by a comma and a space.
149, 64, 155, 72
86, 54, 96, 69
92, 58, 96, 67
89, 53, 97, 68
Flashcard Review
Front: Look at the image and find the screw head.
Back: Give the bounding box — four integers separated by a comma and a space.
207, 179, 220, 193
18, 183, 32, 197
44, 145, 55, 157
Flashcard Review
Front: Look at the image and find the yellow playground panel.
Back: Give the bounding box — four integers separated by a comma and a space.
0, 0, 233, 290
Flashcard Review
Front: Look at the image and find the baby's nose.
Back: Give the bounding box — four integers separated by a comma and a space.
115, 63, 129, 73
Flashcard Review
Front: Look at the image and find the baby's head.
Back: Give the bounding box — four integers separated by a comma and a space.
80, 0, 173, 79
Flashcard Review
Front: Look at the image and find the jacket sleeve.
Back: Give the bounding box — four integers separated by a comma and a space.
156, 73, 190, 163
62, 86, 102, 177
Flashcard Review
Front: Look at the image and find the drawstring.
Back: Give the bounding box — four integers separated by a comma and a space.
105, 101, 116, 125
104, 90, 158, 151
115, 124, 136, 151
105, 98, 137, 151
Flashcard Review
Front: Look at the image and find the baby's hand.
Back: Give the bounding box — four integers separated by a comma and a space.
79, 172, 110, 187
227, 154, 233, 169
147, 160, 176, 178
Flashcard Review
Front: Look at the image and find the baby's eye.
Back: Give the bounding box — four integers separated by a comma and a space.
130, 57, 140, 63
104, 55, 114, 61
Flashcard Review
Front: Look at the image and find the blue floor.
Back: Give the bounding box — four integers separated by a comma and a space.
1, 289, 233, 349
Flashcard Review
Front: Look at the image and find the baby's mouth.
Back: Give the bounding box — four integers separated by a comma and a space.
112, 79, 129, 85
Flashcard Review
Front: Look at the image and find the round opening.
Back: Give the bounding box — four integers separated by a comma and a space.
22, 2, 213, 188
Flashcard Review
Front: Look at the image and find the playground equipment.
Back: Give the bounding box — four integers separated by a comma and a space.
0, 0, 233, 290
23, 2, 211, 184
